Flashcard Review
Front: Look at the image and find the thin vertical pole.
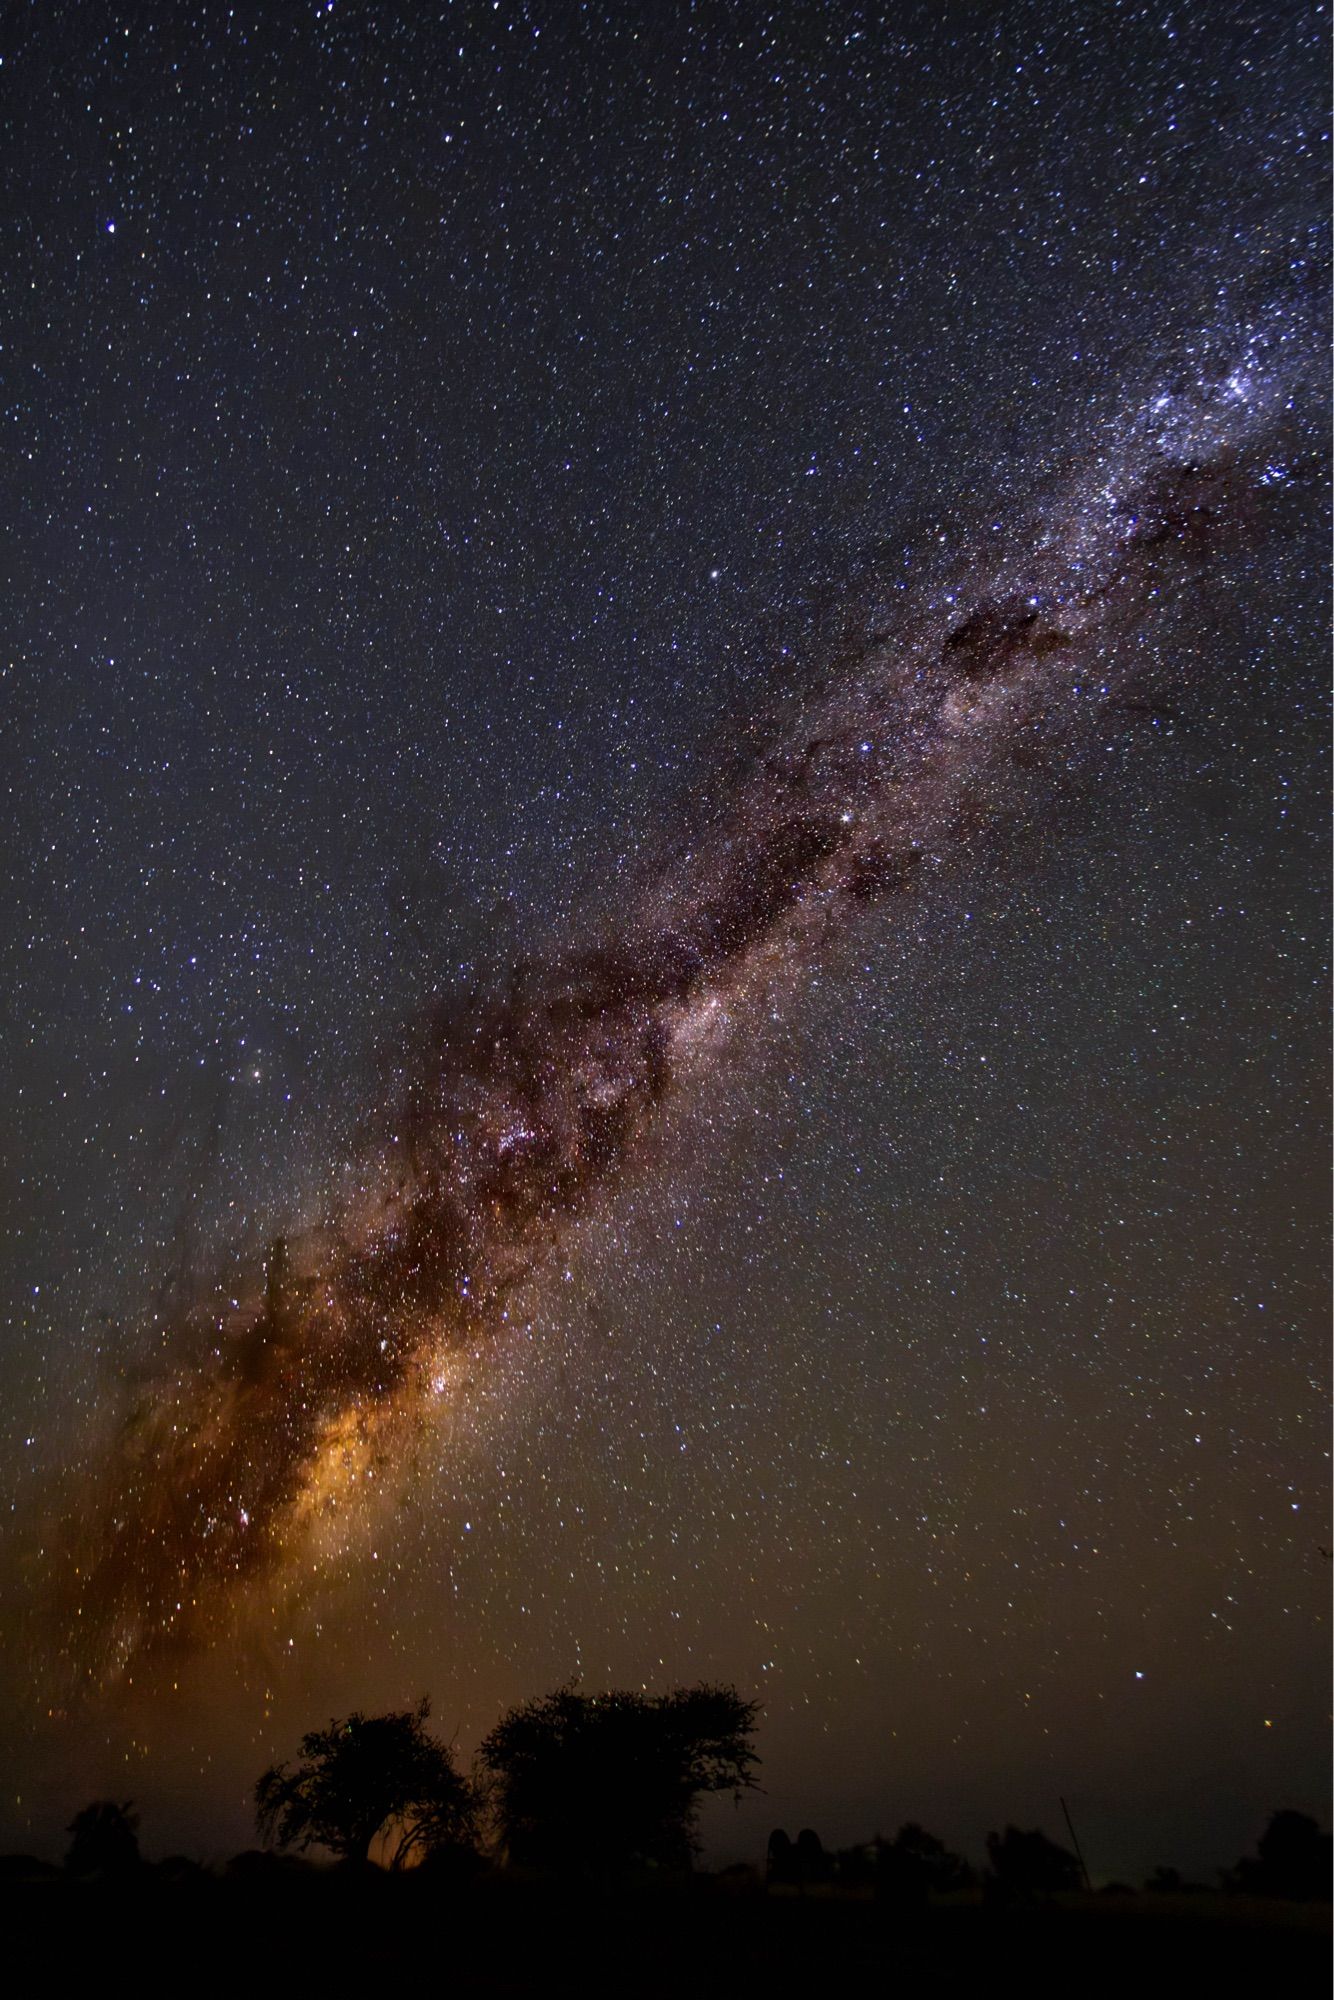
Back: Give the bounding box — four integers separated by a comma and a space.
1060, 1795, 1092, 1892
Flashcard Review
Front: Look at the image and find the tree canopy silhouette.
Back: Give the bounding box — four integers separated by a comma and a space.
479, 1683, 760, 1873
886, 1822, 974, 1895
255, 1698, 478, 1867
985, 1824, 1082, 1899
1226, 1810, 1332, 1901
65, 1800, 140, 1877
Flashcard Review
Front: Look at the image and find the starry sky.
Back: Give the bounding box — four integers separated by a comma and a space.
1, 1, 1328, 1881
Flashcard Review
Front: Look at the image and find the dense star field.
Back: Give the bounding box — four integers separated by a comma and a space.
1, 2, 1328, 1880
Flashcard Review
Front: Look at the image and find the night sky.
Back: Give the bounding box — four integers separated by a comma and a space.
1, 1, 1328, 1882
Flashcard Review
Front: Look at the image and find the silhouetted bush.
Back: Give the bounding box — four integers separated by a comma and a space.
985, 1824, 1081, 1901
1144, 1864, 1206, 1895
833, 1840, 876, 1889
226, 1847, 316, 1880
0, 1853, 60, 1883
415, 1838, 485, 1888
884, 1822, 974, 1895
156, 1854, 207, 1884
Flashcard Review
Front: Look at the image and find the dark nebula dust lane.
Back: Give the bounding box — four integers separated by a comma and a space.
55, 281, 1327, 1686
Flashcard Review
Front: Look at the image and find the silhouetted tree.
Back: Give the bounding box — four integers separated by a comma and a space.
480, 1683, 760, 1873
65, 1801, 141, 1876
1144, 1864, 1205, 1895
0, 1854, 60, 1883
885, 1822, 974, 1895
766, 1827, 795, 1884
255, 1698, 478, 1867
794, 1827, 830, 1886
985, 1824, 1081, 1901
1226, 1811, 1332, 1901
834, 1840, 876, 1889
155, 1854, 207, 1884
875, 1837, 929, 1918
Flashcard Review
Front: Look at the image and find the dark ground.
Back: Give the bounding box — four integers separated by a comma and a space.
4, 1870, 1329, 1996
